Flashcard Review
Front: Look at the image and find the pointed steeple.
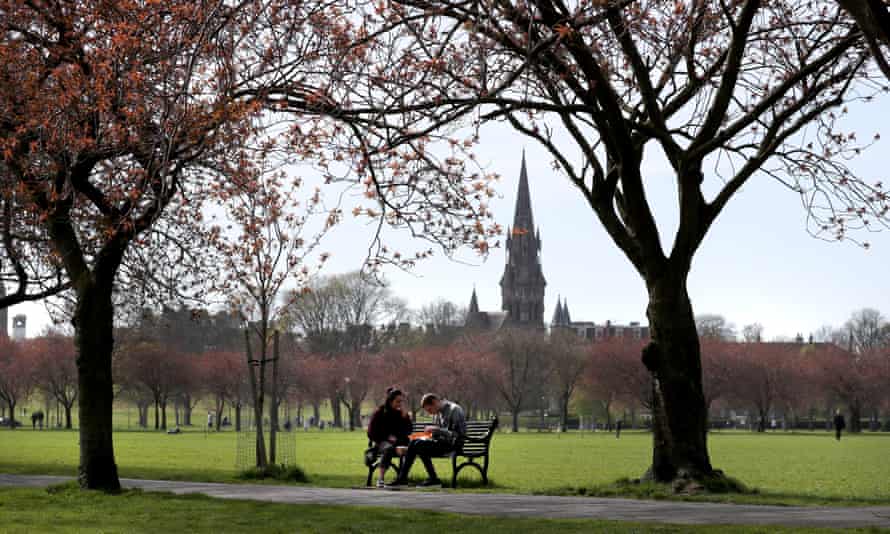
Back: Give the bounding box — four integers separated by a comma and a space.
468, 287, 480, 314
513, 150, 534, 232
562, 298, 571, 324
551, 295, 563, 325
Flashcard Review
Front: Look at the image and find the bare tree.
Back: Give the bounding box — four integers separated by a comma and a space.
696, 315, 737, 341
844, 308, 890, 353
491, 329, 550, 432
416, 299, 467, 330
548, 331, 587, 432
741, 324, 765, 343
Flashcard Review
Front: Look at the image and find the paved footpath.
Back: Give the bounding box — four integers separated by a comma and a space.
3, 474, 890, 529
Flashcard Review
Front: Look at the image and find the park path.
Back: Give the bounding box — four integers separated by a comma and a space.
2, 474, 890, 529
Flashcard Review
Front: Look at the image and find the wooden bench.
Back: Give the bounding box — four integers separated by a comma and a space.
365, 417, 498, 488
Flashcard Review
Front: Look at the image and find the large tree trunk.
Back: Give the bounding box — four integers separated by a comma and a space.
160, 399, 167, 430
154, 400, 160, 430
642, 275, 714, 483
74, 287, 121, 491
510, 409, 519, 432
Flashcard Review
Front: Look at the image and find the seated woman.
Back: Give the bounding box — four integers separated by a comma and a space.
367, 387, 412, 488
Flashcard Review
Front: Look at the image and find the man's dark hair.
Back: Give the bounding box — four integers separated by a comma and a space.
420, 393, 439, 407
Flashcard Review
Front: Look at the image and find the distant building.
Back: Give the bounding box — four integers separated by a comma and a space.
11, 314, 26, 341
463, 151, 647, 339
551, 297, 649, 341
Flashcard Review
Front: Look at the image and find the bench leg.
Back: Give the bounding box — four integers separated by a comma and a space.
451, 455, 458, 488
482, 454, 490, 485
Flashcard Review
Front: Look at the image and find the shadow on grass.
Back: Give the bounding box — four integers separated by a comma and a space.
536, 477, 890, 507
237, 465, 308, 483
10, 462, 890, 508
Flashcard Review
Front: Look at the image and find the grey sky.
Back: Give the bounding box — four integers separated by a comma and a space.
7, 95, 890, 340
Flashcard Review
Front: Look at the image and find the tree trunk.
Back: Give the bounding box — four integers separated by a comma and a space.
160, 400, 167, 430
154, 400, 159, 430
511, 409, 519, 432
73, 287, 121, 491
64, 403, 73, 430
215, 395, 224, 431
245, 329, 267, 469
350, 402, 361, 431
5, 401, 15, 429
641, 275, 714, 483
235, 401, 242, 432
183, 394, 193, 426
269, 331, 279, 465
330, 395, 342, 427
312, 402, 320, 424
849, 402, 862, 433
560, 394, 570, 432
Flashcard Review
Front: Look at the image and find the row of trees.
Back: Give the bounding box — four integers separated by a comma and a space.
6, 322, 889, 440
0, 334, 77, 429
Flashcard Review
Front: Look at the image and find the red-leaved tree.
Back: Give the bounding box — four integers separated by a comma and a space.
31, 333, 78, 429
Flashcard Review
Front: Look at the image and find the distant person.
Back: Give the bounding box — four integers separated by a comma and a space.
615, 420, 622, 439
367, 387, 412, 488
833, 409, 846, 441
392, 394, 466, 487
319, 420, 325, 431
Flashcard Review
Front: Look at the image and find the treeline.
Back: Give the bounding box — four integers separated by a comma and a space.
4, 324, 888, 434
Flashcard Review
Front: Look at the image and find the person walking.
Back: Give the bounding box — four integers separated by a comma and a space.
833, 409, 846, 441
392, 393, 466, 487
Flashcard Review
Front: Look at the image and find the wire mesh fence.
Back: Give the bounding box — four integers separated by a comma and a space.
235, 428, 297, 471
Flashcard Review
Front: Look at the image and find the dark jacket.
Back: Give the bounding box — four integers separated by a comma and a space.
367, 405, 412, 446
431, 400, 467, 448
834, 414, 846, 430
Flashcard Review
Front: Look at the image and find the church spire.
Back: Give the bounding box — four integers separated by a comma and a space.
468, 287, 480, 314
562, 298, 571, 324
513, 150, 534, 233
551, 295, 563, 325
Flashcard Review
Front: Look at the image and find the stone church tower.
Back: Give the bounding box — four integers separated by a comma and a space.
500, 152, 546, 327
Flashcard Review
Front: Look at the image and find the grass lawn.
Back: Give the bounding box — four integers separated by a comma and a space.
0, 484, 880, 534
1, 429, 888, 506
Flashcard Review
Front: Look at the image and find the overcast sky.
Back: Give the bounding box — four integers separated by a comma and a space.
7, 94, 890, 341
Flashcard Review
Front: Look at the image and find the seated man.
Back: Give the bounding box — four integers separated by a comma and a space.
393, 393, 466, 487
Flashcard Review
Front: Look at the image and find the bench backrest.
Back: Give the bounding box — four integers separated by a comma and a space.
410, 417, 498, 454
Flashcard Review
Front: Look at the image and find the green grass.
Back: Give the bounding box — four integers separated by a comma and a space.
2, 428, 889, 506
0, 484, 880, 534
